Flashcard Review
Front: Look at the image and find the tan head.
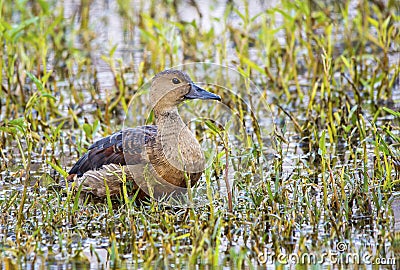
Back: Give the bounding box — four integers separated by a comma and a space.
150, 69, 221, 115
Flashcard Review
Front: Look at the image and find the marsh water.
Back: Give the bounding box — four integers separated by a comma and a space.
0, 0, 399, 269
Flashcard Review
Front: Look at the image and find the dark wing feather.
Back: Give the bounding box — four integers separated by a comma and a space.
68, 125, 157, 177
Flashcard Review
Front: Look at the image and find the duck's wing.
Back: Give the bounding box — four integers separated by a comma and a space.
67, 125, 157, 180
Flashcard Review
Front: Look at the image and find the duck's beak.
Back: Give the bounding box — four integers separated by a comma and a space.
185, 84, 221, 101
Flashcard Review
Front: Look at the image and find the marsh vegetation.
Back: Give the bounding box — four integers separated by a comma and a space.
0, 0, 399, 268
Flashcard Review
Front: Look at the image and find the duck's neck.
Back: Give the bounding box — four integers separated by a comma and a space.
155, 107, 182, 127
153, 107, 205, 186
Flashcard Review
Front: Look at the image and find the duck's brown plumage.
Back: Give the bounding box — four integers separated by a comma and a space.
68, 126, 156, 177
67, 70, 221, 199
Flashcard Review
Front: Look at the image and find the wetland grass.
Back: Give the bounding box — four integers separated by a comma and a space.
0, 0, 399, 268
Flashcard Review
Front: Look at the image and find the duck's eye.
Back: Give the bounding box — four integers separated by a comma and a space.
172, 78, 181, 84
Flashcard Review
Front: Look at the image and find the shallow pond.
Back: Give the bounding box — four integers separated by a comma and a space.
0, 0, 399, 268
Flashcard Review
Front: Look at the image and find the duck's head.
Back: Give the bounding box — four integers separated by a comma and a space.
150, 69, 221, 114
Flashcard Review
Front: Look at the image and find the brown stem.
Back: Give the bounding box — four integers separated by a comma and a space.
222, 132, 232, 213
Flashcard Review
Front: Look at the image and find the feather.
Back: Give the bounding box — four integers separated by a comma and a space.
68, 126, 157, 177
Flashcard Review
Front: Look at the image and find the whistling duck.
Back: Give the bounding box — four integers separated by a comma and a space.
67, 69, 221, 199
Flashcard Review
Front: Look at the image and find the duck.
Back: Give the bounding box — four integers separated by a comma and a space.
67, 69, 221, 200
